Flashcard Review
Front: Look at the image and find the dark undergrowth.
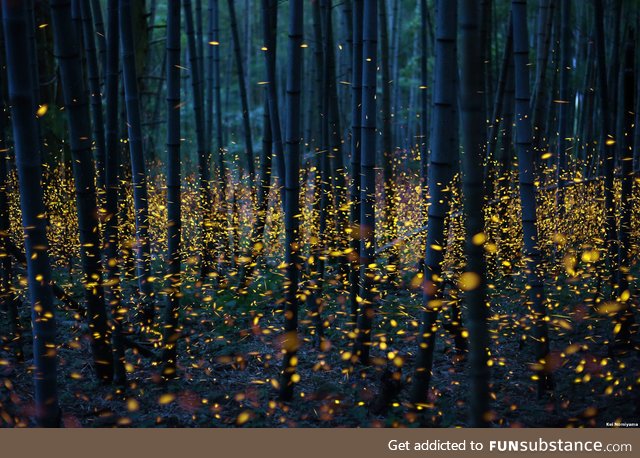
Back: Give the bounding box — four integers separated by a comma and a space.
1, 257, 638, 428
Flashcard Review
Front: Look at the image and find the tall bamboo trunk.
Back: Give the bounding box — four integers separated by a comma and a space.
261, 0, 285, 206
485, 18, 512, 185
612, 31, 636, 352
120, 0, 155, 325
512, 0, 553, 395
341, 0, 353, 130
184, 0, 214, 282
556, 0, 571, 214
324, 1, 348, 282
303, 0, 325, 340
635, 47, 640, 174
348, 0, 363, 327
544, 16, 560, 166
211, 0, 227, 278
480, 0, 492, 120
500, 52, 515, 175
50, 0, 113, 382
26, 0, 40, 116
238, 0, 278, 287
205, 0, 218, 277
409, 0, 458, 406
312, 0, 332, 338
606, 0, 622, 152
531, 0, 554, 151
79, 0, 107, 192
419, 0, 429, 188
0, 137, 21, 360
580, 39, 596, 176
2, 0, 61, 425
104, 0, 126, 386
245, 94, 271, 277
391, 0, 402, 143
90, 0, 107, 83
0, 6, 22, 361
279, 0, 304, 402
206, 0, 214, 173
161, 0, 182, 378
594, 0, 617, 292
378, 0, 398, 287
312, 1, 323, 161
354, 0, 377, 365
227, 0, 255, 184
459, 0, 491, 427
195, 0, 204, 101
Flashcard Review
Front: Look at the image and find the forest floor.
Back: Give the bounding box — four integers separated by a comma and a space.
1, 264, 639, 428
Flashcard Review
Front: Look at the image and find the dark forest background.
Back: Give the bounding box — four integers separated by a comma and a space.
0, 0, 639, 428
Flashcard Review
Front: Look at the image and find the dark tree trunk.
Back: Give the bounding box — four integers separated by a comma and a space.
512, 0, 553, 395
79, 0, 107, 192
606, 0, 622, 145
419, 0, 429, 187
308, 0, 325, 318
556, 0, 571, 213
90, 0, 107, 82
531, 0, 554, 153
0, 143, 22, 361
279, 0, 303, 402
120, 0, 155, 324
348, 0, 363, 327
312, 0, 333, 340
312, 0, 323, 158
500, 49, 515, 174
250, 94, 272, 273
104, 0, 126, 386
161, 0, 181, 378
261, 0, 285, 205
238, 0, 278, 287
594, 0, 616, 291
391, 0, 402, 143
612, 31, 636, 352
459, 0, 491, 427
480, 0, 492, 120
378, 0, 398, 286
2, 0, 61, 426
206, 0, 214, 173
0, 6, 22, 362
324, 1, 348, 280
227, 0, 255, 184
50, 0, 113, 382
210, 0, 227, 278
184, 0, 214, 282
341, 0, 353, 129
354, 0, 377, 365
26, 0, 40, 112
196, 0, 204, 101
485, 18, 512, 184
410, 0, 458, 406
544, 16, 560, 165
635, 42, 640, 174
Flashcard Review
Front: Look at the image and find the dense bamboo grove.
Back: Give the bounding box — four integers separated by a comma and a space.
0, 0, 638, 428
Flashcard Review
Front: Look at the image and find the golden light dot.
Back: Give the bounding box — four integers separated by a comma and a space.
458, 272, 481, 291
158, 393, 175, 405
472, 232, 486, 245
127, 398, 140, 412
236, 411, 251, 425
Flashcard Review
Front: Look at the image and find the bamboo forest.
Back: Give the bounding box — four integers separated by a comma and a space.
0, 0, 638, 429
